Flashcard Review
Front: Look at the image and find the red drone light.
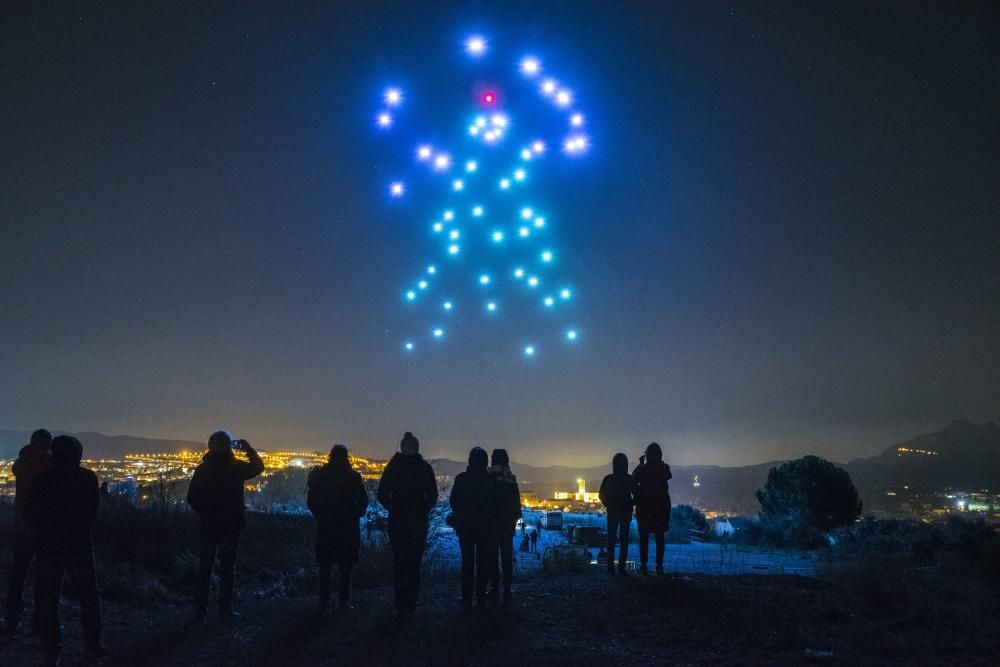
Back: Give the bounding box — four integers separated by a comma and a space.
482, 91, 496, 104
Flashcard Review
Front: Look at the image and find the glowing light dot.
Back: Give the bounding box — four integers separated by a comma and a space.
532, 140, 545, 154
475, 116, 487, 128
499, 178, 510, 190
385, 88, 403, 106
433, 328, 444, 338
472, 206, 483, 217
465, 160, 478, 173
524, 345, 535, 356
449, 229, 460, 240
541, 250, 553, 263
491, 113, 508, 128
564, 134, 589, 155
570, 113, 585, 127
521, 149, 533, 160
448, 244, 460, 255
469, 126, 480, 137
541, 79, 557, 95
555, 89, 573, 107
483, 91, 496, 104
518, 227, 530, 238
377, 112, 393, 128
443, 301, 453, 311
484, 131, 496, 142
434, 154, 452, 170
520, 207, 534, 220
452, 179, 465, 192
443, 210, 454, 221
466, 36, 487, 56
406, 291, 416, 301
390, 181, 405, 197
514, 268, 525, 278
427, 265, 437, 275
492, 231, 504, 242
405, 341, 414, 351
433, 222, 443, 233
534, 217, 545, 228
417, 145, 433, 160
514, 169, 526, 181
566, 330, 578, 341
544, 296, 555, 307
560, 289, 571, 299
527, 276, 539, 287
479, 274, 491, 285
486, 302, 497, 312
418, 281, 428, 290
520, 57, 541, 76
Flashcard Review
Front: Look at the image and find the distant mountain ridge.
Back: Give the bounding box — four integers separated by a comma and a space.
4, 420, 998, 515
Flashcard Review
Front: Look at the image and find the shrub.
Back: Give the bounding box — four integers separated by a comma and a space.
756, 455, 862, 547
668, 505, 708, 543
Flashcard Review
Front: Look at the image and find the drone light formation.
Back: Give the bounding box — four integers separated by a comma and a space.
373, 32, 591, 358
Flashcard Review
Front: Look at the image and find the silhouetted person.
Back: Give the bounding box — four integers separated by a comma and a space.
24, 435, 105, 665
599, 452, 637, 575
487, 448, 521, 601
377, 432, 438, 613
632, 442, 672, 574
530, 528, 539, 553
4, 428, 51, 635
449, 447, 498, 607
307, 444, 369, 612
186, 431, 264, 621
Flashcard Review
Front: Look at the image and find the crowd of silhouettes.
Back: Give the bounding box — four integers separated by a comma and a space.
3, 427, 674, 662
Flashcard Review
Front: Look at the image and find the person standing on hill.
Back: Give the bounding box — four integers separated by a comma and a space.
599, 452, 637, 575
632, 442, 672, 574
449, 447, 498, 607
25, 435, 105, 665
186, 431, 264, 622
4, 428, 51, 635
530, 527, 539, 553
307, 444, 369, 613
487, 448, 521, 602
377, 432, 438, 614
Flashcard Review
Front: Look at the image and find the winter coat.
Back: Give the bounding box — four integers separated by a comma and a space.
377, 453, 438, 524
632, 460, 672, 533
24, 460, 99, 557
599, 464, 637, 515
450, 466, 500, 539
487, 464, 522, 535
12, 443, 50, 533
186, 449, 265, 534
307, 462, 369, 565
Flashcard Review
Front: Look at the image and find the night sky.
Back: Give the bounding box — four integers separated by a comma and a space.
2, 1, 998, 466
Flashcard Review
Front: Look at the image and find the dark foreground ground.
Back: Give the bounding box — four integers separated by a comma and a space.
3, 565, 999, 667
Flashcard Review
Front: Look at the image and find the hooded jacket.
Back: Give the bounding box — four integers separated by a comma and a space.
633, 453, 672, 533
307, 460, 369, 564
599, 454, 637, 514
487, 449, 522, 533
450, 451, 500, 538
377, 452, 438, 522
12, 442, 50, 533
187, 448, 265, 533
24, 456, 99, 557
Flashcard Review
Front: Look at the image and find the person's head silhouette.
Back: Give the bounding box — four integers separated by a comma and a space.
329, 443, 349, 466
50, 435, 82, 467
400, 432, 419, 456
645, 442, 663, 463
30, 429, 53, 451
208, 430, 234, 455
612, 452, 629, 474
468, 447, 488, 469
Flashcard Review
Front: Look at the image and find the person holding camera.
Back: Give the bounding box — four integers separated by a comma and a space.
632, 442, 672, 574
186, 430, 264, 622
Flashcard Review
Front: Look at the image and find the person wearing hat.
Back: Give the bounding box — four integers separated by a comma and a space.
377, 432, 438, 613
25, 435, 105, 664
307, 444, 369, 612
632, 442, 672, 574
186, 430, 264, 621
